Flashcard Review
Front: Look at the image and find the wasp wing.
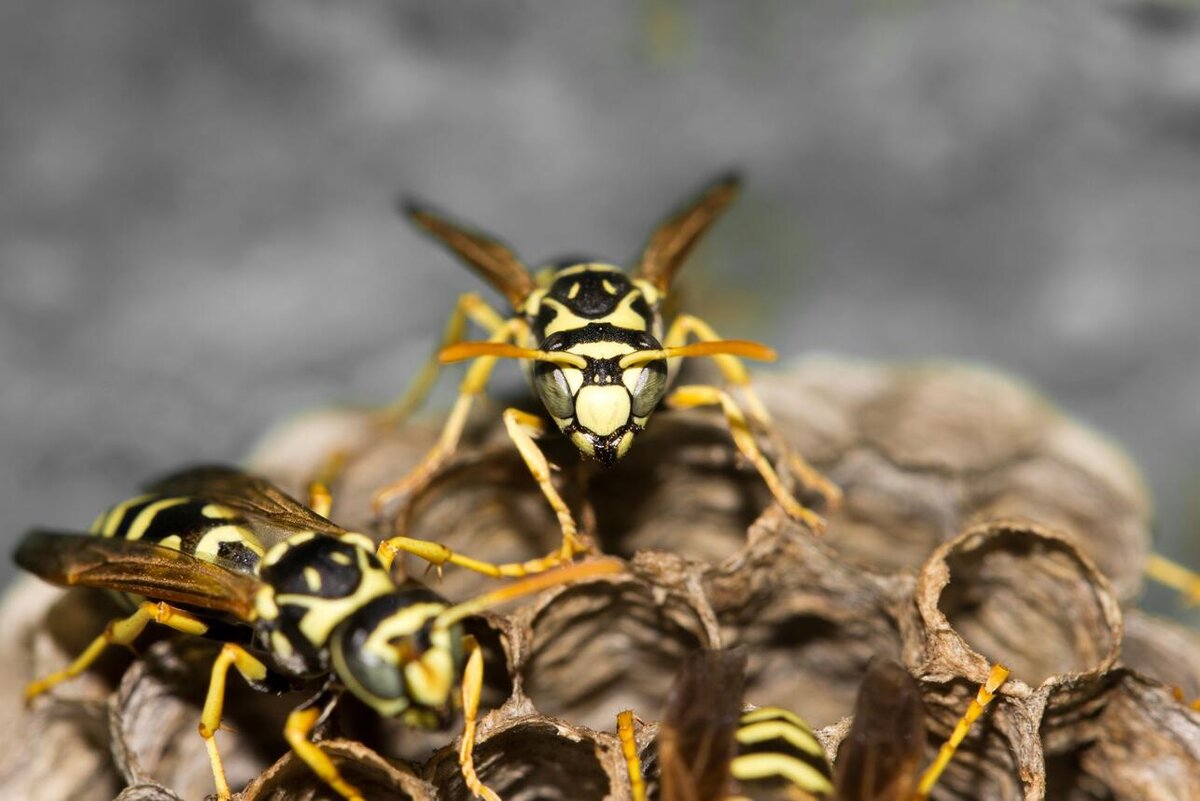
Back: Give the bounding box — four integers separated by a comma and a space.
145, 466, 346, 539
14, 529, 261, 621
635, 174, 741, 294
658, 648, 747, 801
833, 658, 926, 801
403, 200, 536, 309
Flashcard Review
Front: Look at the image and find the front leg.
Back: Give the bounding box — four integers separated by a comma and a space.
284, 687, 364, 801
662, 313, 842, 512
199, 643, 271, 799
373, 316, 529, 516
459, 635, 502, 801
502, 407, 587, 563
666, 384, 827, 534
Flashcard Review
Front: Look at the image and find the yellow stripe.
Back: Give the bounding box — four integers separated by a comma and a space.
195, 524, 264, 563
736, 719, 824, 757
95, 493, 155, 537
740, 706, 810, 728
552, 263, 623, 278
125, 497, 190, 541
730, 753, 833, 795
570, 341, 635, 359
201, 503, 238, 520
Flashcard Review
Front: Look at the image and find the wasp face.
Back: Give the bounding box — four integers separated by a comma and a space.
533, 335, 668, 467
330, 589, 464, 725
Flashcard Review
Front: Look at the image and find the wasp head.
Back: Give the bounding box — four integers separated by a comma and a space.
330, 588, 464, 727
533, 329, 669, 467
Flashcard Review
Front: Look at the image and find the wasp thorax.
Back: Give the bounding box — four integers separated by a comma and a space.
329, 588, 464, 725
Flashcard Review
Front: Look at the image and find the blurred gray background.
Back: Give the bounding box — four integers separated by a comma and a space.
3, 1, 1199, 622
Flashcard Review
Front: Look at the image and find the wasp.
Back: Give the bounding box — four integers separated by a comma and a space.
15, 466, 622, 801
617, 649, 1009, 801
367, 175, 843, 579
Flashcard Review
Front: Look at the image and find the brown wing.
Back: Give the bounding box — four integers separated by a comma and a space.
403, 200, 536, 309
833, 658, 926, 801
636, 174, 741, 294
14, 529, 261, 620
659, 648, 747, 801
145, 465, 345, 538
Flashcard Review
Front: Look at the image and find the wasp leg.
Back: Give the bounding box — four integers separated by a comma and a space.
24, 600, 209, 702
198, 643, 270, 800
459, 635, 502, 801
382, 292, 511, 426
666, 385, 827, 534
914, 663, 1010, 799
307, 479, 335, 519
662, 313, 842, 512
378, 533, 585, 578
503, 407, 588, 562
617, 710, 648, 801
373, 316, 529, 515
1144, 552, 1200, 605
285, 692, 365, 801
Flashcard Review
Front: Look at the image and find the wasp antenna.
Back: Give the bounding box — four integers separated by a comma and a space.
433, 557, 625, 630
619, 340, 777, 369
439, 341, 586, 369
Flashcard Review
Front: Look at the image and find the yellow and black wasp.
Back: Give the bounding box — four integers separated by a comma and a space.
16, 465, 622, 801
618, 649, 1009, 801
369, 174, 842, 578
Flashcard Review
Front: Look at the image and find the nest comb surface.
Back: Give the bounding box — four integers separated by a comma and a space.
4, 359, 1200, 801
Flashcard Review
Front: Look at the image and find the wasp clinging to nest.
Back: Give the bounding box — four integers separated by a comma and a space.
371, 175, 841, 578
16, 465, 623, 801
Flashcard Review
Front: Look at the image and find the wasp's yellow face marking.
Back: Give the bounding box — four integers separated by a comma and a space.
575, 385, 630, 436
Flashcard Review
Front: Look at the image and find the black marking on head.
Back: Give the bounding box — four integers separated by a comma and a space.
261, 536, 370, 599
548, 270, 633, 317
542, 323, 660, 351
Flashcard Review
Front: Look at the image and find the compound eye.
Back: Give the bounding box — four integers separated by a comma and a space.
628, 361, 668, 418
334, 626, 406, 704
533, 363, 575, 419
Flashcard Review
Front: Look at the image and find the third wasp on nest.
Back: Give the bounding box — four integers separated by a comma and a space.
617, 649, 1010, 801
369, 174, 842, 578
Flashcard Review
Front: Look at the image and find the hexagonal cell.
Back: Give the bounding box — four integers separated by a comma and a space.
519, 575, 712, 732
705, 515, 906, 727
111, 639, 297, 799
427, 717, 615, 801
925, 523, 1121, 686
240, 739, 436, 801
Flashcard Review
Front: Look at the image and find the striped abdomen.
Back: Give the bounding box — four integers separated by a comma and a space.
90, 493, 266, 574
730, 706, 834, 800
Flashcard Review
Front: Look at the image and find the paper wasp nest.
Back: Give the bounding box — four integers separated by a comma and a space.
4, 359, 1200, 800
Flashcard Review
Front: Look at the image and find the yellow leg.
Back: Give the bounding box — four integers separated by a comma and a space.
459, 636, 501, 801
663, 313, 841, 512
1144, 552, 1200, 605
617, 710, 647, 801
914, 663, 1010, 800
666, 385, 827, 534
198, 643, 270, 800
374, 316, 529, 515
382, 292, 510, 426
378, 533, 586, 578
502, 407, 587, 560
25, 600, 209, 702
285, 702, 365, 801
308, 480, 334, 519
